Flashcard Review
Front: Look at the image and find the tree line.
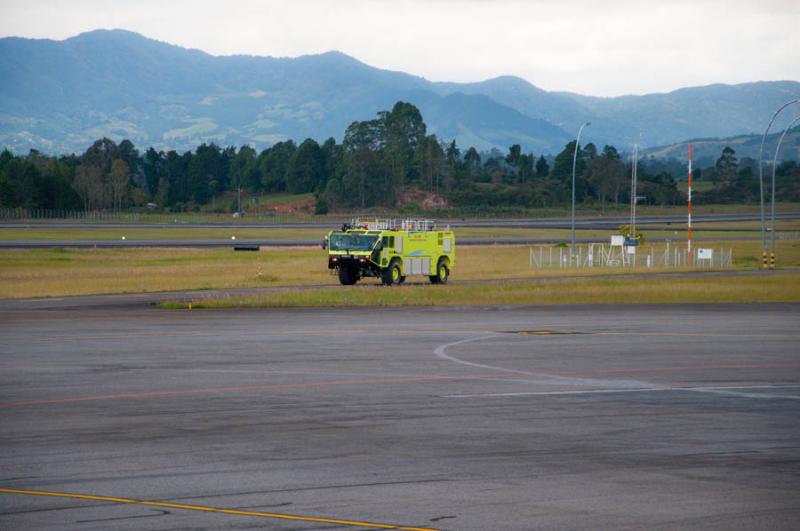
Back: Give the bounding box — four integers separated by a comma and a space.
1, 102, 798, 214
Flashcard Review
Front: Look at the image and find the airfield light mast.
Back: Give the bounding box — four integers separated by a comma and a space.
630, 144, 638, 244
769, 114, 800, 269
758, 99, 799, 268
571, 122, 591, 258
688, 144, 692, 266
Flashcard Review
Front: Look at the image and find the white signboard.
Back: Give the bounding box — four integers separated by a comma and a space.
610, 235, 625, 247
626, 246, 636, 255
697, 248, 713, 260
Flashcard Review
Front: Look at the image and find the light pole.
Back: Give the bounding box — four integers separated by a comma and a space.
571, 122, 591, 256
769, 114, 800, 268
758, 100, 799, 267
630, 144, 639, 243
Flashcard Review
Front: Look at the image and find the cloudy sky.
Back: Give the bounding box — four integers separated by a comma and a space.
2, 0, 798, 96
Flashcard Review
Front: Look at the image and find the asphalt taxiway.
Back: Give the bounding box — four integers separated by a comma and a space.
1, 301, 798, 530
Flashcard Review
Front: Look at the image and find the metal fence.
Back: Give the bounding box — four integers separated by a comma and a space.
529, 243, 733, 269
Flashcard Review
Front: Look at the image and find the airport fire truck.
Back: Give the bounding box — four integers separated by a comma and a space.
322, 219, 455, 286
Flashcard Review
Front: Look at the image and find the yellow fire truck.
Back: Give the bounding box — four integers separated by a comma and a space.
322, 219, 455, 285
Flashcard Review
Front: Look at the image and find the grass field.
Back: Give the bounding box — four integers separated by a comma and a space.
1, 240, 799, 300
4, 205, 797, 305
162, 274, 800, 309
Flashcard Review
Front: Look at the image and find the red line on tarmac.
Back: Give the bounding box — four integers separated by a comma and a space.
0, 373, 506, 409
3, 365, 797, 410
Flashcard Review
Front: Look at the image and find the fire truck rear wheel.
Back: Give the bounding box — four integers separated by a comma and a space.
430, 260, 449, 284
338, 265, 358, 285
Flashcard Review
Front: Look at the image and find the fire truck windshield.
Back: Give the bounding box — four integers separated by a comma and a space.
329, 233, 379, 252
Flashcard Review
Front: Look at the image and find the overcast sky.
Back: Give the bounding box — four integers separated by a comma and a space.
2, 0, 798, 96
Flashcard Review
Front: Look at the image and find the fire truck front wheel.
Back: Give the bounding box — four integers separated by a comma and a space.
381, 262, 401, 286
338, 265, 358, 285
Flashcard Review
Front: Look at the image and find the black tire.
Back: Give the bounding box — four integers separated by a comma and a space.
382, 262, 401, 286
430, 259, 449, 284
338, 265, 358, 285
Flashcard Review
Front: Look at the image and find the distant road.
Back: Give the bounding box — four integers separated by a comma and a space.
453, 212, 799, 229
0, 213, 794, 248
0, 236, 766, 249
1, 212, 798, 231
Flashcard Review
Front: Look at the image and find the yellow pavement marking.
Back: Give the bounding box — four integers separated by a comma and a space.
0, 488, 439, 531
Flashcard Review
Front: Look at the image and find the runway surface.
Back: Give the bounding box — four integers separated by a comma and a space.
0, 235, 766, 249
1, 302, 799, 530
2, 212, 799, 230
0, 236, 616, 249
3, 212, 795, 248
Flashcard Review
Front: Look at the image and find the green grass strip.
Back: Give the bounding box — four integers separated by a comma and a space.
161, 274, 800, 309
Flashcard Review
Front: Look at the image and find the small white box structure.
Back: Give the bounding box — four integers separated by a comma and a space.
697, 248, 713, 260
607, 235, 629, 266
626, 246, 636, 255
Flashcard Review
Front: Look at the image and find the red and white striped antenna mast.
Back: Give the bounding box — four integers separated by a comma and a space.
687, 144, 693, 266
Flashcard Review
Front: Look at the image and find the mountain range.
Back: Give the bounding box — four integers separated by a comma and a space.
1, 29, 799, 157
642, 127, 800, 168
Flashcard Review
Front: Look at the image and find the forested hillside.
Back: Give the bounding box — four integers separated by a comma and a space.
2, 102, 797, 215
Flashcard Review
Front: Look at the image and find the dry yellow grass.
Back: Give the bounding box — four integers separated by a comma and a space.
1, 240, 799, 299
0, 247, 332, 298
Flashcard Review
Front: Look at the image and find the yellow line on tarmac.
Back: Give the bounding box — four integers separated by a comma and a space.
0, 488, 439, 531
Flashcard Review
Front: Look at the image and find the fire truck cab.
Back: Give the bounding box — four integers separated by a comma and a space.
322, 219, 455, 286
